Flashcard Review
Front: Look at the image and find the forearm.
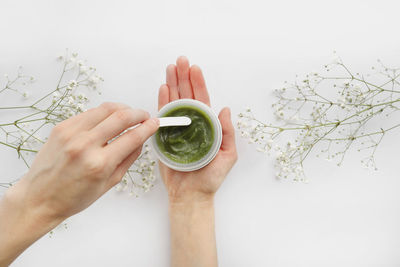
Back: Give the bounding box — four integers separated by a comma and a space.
0, 179, 60, 266
169, 198, 218, 267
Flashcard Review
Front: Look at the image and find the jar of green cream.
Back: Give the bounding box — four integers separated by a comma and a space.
151, 99, 222, 172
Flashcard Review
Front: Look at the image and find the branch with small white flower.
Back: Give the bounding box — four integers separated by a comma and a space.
238, 54, 400, 181
0, 51, 157, 197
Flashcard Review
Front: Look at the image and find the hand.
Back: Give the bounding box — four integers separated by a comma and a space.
15, 102, 159, 220
159, 57, 237, 267
0, 102, 159, 266
158, 56, 238, 203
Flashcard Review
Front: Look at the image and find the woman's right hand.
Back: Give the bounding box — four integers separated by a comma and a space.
14, 102, 159, 220
0, 102, 159, 266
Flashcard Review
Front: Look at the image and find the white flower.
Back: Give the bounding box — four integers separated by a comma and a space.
256, 147, 266, 153
77, 92, 86, 100
241, 131, 250, 138
79, 65, 89, 75
330, 54, 341, 65
67, 96, 74, 105
22, 91, 30, 99
68, 80, 78, 88
75, 104, 84, 112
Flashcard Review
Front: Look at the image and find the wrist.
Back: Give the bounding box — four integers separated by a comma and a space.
168, 192, 218, 267
168, 192, 215, 207
169, 197, 214, 210
0, 178, 62, 266
2, 176, 62, 238
168, 195, 215, 219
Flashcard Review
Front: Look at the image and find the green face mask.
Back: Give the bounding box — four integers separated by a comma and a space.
156, 106, 214, 164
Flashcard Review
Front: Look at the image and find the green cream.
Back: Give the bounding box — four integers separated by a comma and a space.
156, 106, 214, 164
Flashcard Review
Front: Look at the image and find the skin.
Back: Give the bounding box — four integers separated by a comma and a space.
0, 103, 160, 266
159, 56, 238, 267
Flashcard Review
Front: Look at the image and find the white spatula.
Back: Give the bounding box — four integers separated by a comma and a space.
159, 116, 191, 127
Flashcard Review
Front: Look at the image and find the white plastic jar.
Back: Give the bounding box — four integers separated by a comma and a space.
151, 99, 222, 172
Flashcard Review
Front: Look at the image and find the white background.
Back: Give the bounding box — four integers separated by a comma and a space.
1, 0, 400, 266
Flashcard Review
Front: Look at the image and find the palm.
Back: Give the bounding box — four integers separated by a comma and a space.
157, 57, 237, 200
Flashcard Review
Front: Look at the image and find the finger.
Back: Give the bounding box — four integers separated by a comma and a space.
91, 108, 150, 144
190, 65, 210, 106
166, 64, 179, 101
106, 146, 142, 189
61, 102, 129, 131
218, 107, 236, 152
158, 84, 170, 111
176, 56, 194, 99
104, 118, 159, 165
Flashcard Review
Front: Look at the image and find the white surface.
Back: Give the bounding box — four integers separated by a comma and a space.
1, 0, 400, 266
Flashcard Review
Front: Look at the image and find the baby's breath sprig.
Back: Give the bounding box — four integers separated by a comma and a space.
0, 51, 157, 196
115, 144, 157, 197
0, 51, 102, 171
238, 54, 400, 181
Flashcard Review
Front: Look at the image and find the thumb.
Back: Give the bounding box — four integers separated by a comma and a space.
218, 107, 236, 153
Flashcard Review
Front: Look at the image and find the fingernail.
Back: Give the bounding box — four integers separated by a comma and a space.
152, 118, 160, 126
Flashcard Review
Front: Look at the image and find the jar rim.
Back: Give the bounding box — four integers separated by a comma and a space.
151, 99, 222, 172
